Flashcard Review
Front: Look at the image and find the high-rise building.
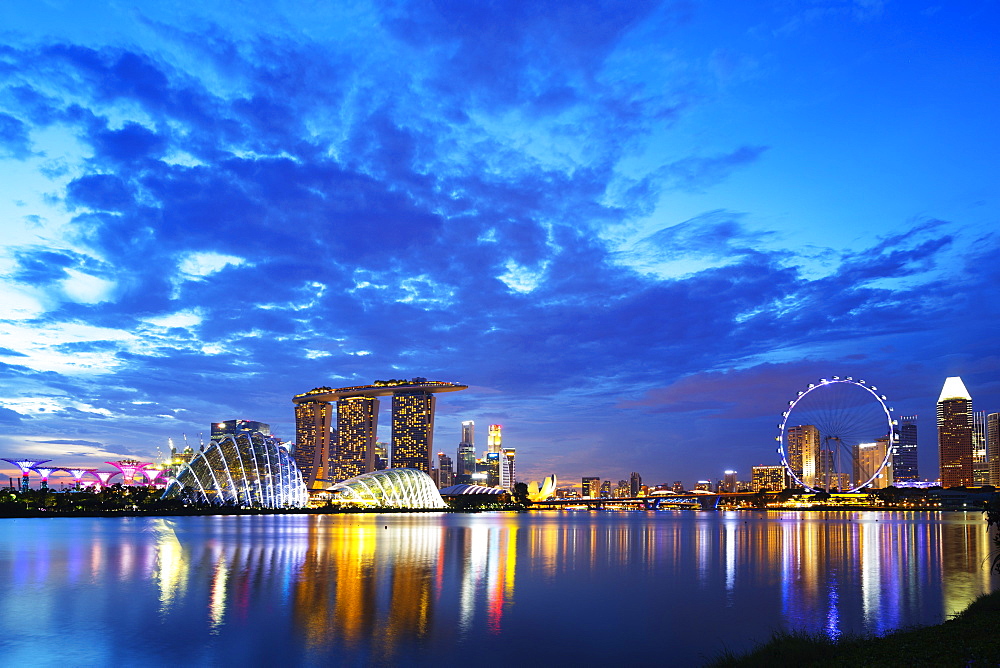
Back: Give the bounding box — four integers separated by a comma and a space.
334, 395, 380, 482
671, 480, 684, 493
500, 447, 516, 490
973, 410, 988, 485
721, 470, 738, 493
488, 424, 502, 454
987, 413, 1000, 487
391, 390, 436, 473
582, 476, 600, 498
751, 465, 788, 492
373, 441, 389, 470
629, 471, 642, 497
615, 480, 629, 497
294, 390, 335, 490
787, 425, 820, 488
293, 379, 467, 488
938, 376, 974, 488
856, 439, 893, 489
436, 452, 454, 488
457, 420, 476, 483
600, 480, 612, 498
894, 416, 919, 481
212, 419, 271, 440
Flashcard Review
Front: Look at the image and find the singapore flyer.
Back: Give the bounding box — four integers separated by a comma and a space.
776, 377, 896, 493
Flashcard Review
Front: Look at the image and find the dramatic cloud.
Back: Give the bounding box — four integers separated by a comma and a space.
0, 1, 997, 486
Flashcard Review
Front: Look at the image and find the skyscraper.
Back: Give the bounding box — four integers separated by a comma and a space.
973, 410, 988, 485
751, 465, 788, 492
786, 425, 820, 488
488, 424, 502, 453
212, 419, 271, 440
988, 413, 1000, 487
500, 447, 516, 490
582, 476, 600, 498
856, 439, 893, 489
334, 395, 380, 481
293, 379, 467, 488
893, 415, 919, 481
391, 390, 436, 473
457, 420, 476, 483
436, 452, 454, 488
937, 376, 973, 488
294, 390, 335, 490
629, 471, 642, 497
721, 470, 738, 493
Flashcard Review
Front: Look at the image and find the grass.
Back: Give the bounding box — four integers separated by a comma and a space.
706, 589, 1000, 667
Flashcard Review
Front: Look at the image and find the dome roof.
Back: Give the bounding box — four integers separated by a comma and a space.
439, 484, 505, 495
327, 468, 446, 508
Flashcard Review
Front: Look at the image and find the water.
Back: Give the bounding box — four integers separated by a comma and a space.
1, 510, 997, 666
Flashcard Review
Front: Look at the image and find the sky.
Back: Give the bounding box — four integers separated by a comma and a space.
1, 0, 998, 489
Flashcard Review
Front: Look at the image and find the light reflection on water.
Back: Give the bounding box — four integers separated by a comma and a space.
0, 511, 997, 665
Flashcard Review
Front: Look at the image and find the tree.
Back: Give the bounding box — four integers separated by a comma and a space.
513, 482, 529, 508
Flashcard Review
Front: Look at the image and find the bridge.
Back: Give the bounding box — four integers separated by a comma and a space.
531, 492, 756, 511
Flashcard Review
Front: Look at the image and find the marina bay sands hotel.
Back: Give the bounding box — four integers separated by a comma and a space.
292, 378, 467, 489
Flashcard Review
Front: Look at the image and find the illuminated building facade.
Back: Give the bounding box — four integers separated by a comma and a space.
435, 452, 454, 488
989, 413, 1000, 487
294, 379, 466, 485
391, 391, 436, 473
457, 420, 476, 483
212, 419, 271, 440
973, 410, 988, 485
629, 471, 642, 497
488, 424, 502, 453
582, 476, 600, 498
751, 465, 788, 492
937, 376, 973, 488
163, 431, 308, 508
786, 424, 820, 488
500, 447, 516, 490
721, 470, 738, 493
294, 390, 335, 489
894, 415, 919, 481
335, 395, 380, 481
856, 439, 892, 489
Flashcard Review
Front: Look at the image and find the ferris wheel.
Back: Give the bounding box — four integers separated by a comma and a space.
776, 377, 896, 493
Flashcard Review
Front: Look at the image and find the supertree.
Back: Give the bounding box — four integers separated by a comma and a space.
2, 459, 52, 492
63, 468, 97, 490
89, 471, 117, 489
106, 460, 152, 487
31, 467, 58, 490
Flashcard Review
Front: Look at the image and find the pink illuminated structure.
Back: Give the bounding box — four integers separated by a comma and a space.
89, 471, 117, 488
106, 460, 152, 486
2, 459, 52, 492
64, 469, 97, 489
143, 467, 164, 486
32, 467, 58, 490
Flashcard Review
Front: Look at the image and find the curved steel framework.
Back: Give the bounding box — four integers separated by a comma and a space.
777, 377, 895, 493
162, 431, 308, 508
327, 468, 446, 508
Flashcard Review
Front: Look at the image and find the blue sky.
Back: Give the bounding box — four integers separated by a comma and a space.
1, 0, 998, 488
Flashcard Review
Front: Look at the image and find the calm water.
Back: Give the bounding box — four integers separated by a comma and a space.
1, 510, 997, 666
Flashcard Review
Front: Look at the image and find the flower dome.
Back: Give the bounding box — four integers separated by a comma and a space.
162, 431, 308, 508
326, 468, 446, 509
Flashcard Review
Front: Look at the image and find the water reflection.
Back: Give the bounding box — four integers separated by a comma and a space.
0, 512, 997, 665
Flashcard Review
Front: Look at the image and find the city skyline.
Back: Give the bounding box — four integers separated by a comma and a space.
1, 2, 998, 486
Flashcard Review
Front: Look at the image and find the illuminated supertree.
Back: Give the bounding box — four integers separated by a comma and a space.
89, 471, 117, 489
63, 468, 97, 490
31, 467, 58, 490
106, 460, 152, 487
2, 459, 52, 492
143, 467, 163, 486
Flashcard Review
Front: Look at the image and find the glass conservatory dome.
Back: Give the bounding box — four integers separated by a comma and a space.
326, 468, 446, 509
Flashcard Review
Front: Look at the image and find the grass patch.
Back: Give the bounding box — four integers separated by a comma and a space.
707, 590, 1000, 667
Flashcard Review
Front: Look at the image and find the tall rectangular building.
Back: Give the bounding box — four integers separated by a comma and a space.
294, 397, 335, 490
938, 376, 973, 488
457, 420, 476, 482
582, 476, 600, 498
500, 447, 516, 490
333, 395, 380, 482
787, 425, 820, 488
391, 391, 436, 473
856, 439, 893, 489
629, 471, 642, 497
893, 416, 919, 481
751, 465, 788, 492
973, 410, 988, 485
988, 413, 1000, 487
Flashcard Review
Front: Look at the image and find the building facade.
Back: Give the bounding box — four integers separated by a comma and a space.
893, 415, 919, 481
973, 410, 989, 485
294, 391, 335, 490
457, 420, 476, 483
786, 424, 820, 488
334, 395, 380, 481
988, 413, 1000, 487
937, 376, 974, 488
751, 465, 788, 492
582, 476, 600, 498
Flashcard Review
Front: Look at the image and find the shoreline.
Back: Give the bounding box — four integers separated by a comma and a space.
706, 588, 1000, 667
